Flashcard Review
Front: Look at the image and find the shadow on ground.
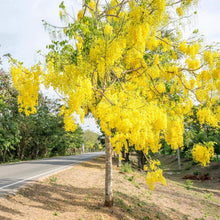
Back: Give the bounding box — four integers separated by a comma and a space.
0, 156, 195, 220
158, 155, 220, 193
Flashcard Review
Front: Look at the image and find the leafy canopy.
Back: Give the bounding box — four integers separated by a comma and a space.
10, 0, 220, 190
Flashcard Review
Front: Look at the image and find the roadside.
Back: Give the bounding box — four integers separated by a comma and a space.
0, 152, 104, 197
0, 155, 219, 220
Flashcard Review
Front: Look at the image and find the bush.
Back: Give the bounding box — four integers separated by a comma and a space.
120, 163, 133, 173
185, 179, 193, 190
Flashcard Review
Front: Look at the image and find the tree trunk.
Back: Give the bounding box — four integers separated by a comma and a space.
17, 145, 21, 159
138, 151, 146, 170
113, 151, 117, 159
35, 144, 39, 159
117, 152, 121, 167
125, 152, 130, 162
3, 149, 6, 163
104, 135, 113, 207
177, 148, 181, 171
121, 148, 125, 159
21, 143, 25, 160
31, 146, 35, 159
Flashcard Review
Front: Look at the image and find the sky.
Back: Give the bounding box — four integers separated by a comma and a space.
0, 0, 220, 133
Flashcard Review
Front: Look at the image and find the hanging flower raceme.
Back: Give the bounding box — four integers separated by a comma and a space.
146, 160, 166, 191
192, 142, 215, 166
10, 63, 42, 115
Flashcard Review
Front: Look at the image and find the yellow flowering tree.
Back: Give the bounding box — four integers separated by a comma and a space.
10, 0, 220, 206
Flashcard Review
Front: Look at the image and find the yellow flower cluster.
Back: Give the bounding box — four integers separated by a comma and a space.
147, 36, 159, 51
186, 58, 200, 69
145, 159, 166, 190
178, 42, 199, 59
213, 69, 220, 80
165, 116, 184, 150
176, 7, 183, 16
146, 169, 166, 191
104, 23, 113, 35
192, 142, 214, 166
63, 110, 77, 132
195, 89, 210, 103
77, 9, 84, 21
98, 98, 168, 155
149, 159, 161, 170
197, 108, 219, 127
11, 64, 41, 115
88, 0, 96, 11
203, 50, 213, 67
175, 0, 193, 17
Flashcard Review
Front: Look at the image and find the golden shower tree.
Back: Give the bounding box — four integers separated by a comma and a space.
10, 0, 220, 206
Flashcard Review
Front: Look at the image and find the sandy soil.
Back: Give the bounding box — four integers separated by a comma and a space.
0, 155, 219, 220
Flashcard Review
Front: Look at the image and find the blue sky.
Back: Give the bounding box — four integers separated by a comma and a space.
0, 0, 219, 133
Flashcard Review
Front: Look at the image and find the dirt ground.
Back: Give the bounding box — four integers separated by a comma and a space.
0, 155, 219, 220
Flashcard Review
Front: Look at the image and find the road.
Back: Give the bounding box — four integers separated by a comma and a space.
0, 152, 105, 196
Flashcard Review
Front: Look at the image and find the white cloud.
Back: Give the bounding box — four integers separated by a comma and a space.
197, 0, 220, 42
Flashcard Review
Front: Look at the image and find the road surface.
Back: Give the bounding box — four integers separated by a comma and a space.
0, 152, 105, 196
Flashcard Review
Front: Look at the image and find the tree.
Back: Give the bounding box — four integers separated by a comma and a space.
184, 105, 220, 160
83, 130, 99, 151
17, 95, 84, 159
0, 66, 21, 162
10, 0, 220, 206
0, 64, 84, 162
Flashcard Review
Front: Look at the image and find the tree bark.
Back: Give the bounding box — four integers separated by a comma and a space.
17, 145, 21, 159
177, 148, 181, 171
117, 152, 121, 167
125, 152, 130, 162
21, 143, 25, 160
3, 149, 6, 163
35, 144, 39, 159
104, 135, 113, 207
138, 151, 146, 170
121, 147, 125, 159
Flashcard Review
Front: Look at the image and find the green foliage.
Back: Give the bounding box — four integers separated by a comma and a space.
193, 170, 200, 176
160, 139, 172, 155
203, 192, 213, 200
49, 176, 57, 185
0, 69, 20, 162
160, 105, 220, 161
16, 95, 84, 160
115, 197, 133, 214
83, 130, 100, 152
53, 211, 59, 216
0, 65, 84, 163
184, 106, 220, 158
120, 163, 133, 173
83, 130, 99, 145
98, 216, 103, 220
185, 179, 193, 190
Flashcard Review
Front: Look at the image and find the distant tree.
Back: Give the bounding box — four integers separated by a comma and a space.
0, 61, 84, 162
0, 66, 20, 162
184, 106, 220, 160
83, 130, 99, 151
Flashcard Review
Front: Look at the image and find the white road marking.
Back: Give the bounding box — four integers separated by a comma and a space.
0, 159, 86, 190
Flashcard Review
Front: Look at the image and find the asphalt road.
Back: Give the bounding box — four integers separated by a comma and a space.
0, 152, 105, 196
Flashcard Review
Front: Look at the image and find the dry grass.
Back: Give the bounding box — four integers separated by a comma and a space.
0, 155, 219, 220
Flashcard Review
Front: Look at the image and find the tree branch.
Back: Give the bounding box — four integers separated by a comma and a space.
93, 87, 114, 105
